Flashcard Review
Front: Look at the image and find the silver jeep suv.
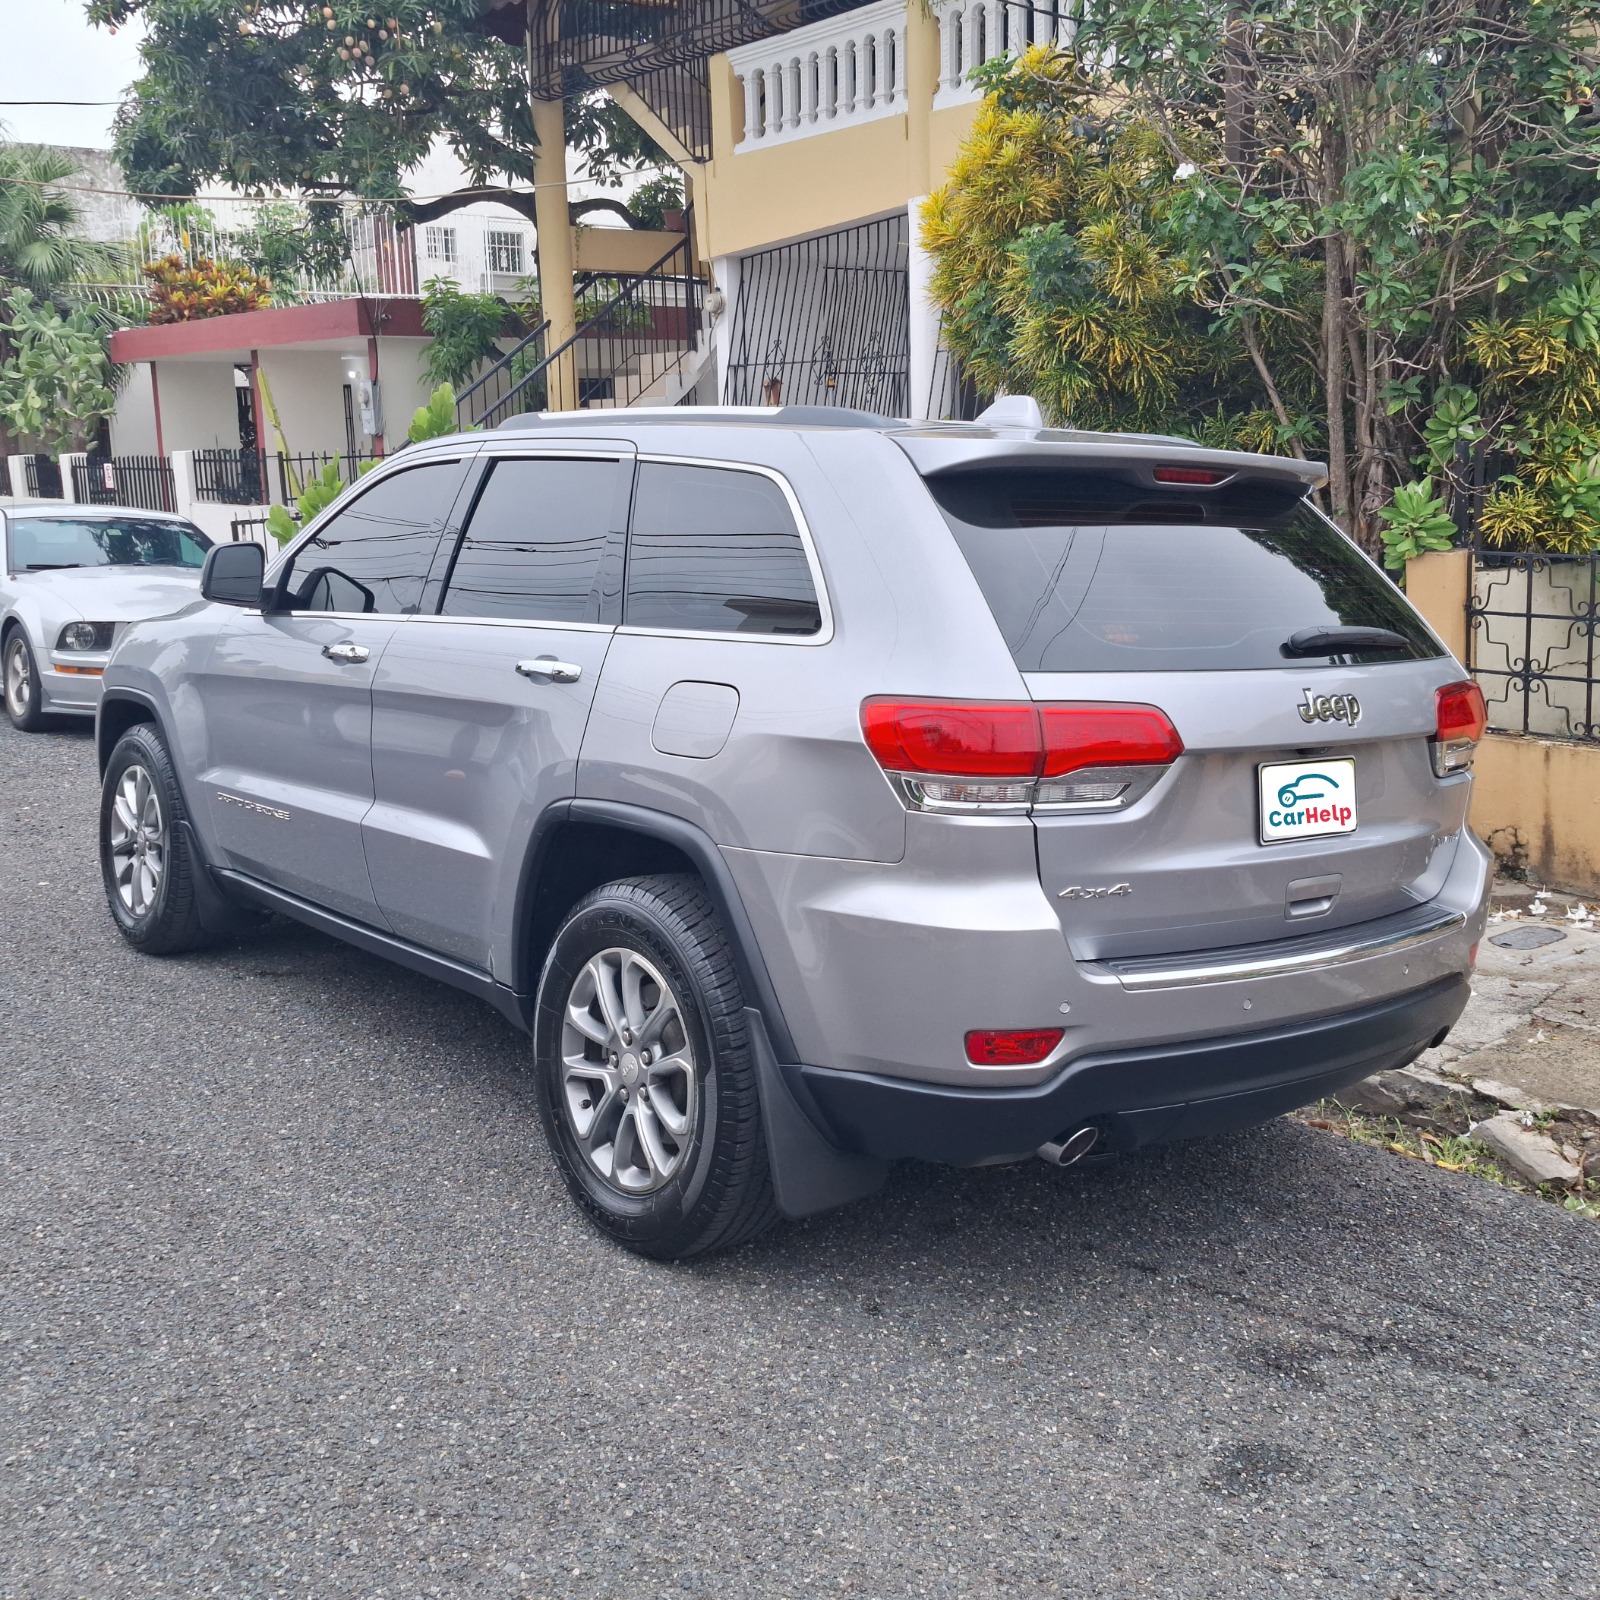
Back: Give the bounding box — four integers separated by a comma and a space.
96, 404, 1491, 1258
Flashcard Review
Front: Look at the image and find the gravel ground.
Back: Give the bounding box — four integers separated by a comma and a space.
2, 719, 1598, 1600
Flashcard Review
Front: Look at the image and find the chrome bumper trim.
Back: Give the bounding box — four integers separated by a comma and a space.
1087, 906, 1468, 990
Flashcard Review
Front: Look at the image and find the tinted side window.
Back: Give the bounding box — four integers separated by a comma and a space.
624, 463, 821, 636
440, 457, 616, 623
285, 462, 462, 615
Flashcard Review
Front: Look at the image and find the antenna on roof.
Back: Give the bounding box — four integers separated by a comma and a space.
976, 395, 1047, 430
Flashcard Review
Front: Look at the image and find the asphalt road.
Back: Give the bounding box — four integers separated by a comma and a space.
2, 719, 1597, 1600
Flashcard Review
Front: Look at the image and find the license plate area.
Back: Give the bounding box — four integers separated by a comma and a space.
1258, 757, 1357, 845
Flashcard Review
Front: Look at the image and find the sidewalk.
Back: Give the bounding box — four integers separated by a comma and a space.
1424, 883, 1600, 1113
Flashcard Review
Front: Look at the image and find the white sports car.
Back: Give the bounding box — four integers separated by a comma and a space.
1, 502, 211, 732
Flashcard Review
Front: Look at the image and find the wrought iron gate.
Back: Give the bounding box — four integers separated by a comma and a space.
725, 214, 910, 414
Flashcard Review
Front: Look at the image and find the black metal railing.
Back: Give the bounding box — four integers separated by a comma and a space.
70, 454, 177, 513
230, 515, 273, 545
0, 457, 10, 497
724, 213, 910, 413
274, 451, 381, 505
1466, 539, 1600, 743
526, 0, 875, 96
455, 320, 550, 431
467, 232, 703, 429
22, 454, 63, 499
193, 448, 266, 505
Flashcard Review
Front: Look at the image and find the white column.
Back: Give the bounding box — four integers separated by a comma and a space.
170, 450, 199, 521
6, 456, 34, 500
59, 452, 87, 503
906, 197, 942, 421
741, 72, 760, 144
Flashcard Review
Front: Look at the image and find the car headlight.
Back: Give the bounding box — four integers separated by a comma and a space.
57, 622, 115, 652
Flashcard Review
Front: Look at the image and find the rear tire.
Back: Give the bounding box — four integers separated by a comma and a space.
533, 874, 779, 1260
3, 629, 48, 732
99, 723, 213, 955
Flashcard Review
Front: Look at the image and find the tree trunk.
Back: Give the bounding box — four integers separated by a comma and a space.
1322, 237, 1351, 533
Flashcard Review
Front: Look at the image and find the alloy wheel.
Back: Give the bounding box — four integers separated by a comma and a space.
4, 637, 30, 719
108, 763, 166, 918
560, 946, 699, 1195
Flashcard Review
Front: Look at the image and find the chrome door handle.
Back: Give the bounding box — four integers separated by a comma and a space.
516, 657, 582, 684
321, 642, 370, 664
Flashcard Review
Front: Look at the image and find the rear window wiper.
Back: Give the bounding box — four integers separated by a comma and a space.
25, 563, 84, 571
1282, 625, 1410, 658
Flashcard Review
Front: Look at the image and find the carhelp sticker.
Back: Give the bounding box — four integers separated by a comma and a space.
1258, 758, 1357, 845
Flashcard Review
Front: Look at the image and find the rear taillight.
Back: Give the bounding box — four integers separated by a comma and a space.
965, 1028, 1064, 1067
860, 698, 1183, 813
1432, 680, 1487, 777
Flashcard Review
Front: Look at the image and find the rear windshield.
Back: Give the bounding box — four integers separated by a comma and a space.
927, 469, 1442, 672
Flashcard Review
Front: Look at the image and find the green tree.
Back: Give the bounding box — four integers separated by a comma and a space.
921, 50, 1302, 448
0, 290, 117, 452
0, 141, 120, 301
420, 277, 510, 389
87, 2, 668, 204
1074, 0, 1600, 553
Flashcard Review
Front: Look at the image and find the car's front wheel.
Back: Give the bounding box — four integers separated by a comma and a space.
533, 875, 778, 1259
99, 723, 212, 955
3, 629, 47, 732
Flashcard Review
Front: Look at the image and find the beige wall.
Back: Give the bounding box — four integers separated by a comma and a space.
151, 361, 242, 453
1406, 550, 1600, 894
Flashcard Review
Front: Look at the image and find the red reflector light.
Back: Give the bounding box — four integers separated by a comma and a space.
1436, 680, 1487, 743
861, 699, 1182, 779
1039, 703, 1184, 776
1153, 465, 1229, 485
965, 1028, 1064, 1066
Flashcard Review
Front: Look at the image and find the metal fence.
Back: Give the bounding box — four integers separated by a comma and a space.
193, 448, 266, 505
22, 455, 62, 499
724, 214, 909, 413
1466, 542, 1600, 742
274, 451, 381, 504
229, 516, 273, 545
70, 454, 178, 513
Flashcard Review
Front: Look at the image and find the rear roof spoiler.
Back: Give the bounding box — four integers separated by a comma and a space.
892, 431, 1329, 492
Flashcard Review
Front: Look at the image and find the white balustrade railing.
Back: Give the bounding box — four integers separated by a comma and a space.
728, 0, 907, 152
932, 0, 1077, 109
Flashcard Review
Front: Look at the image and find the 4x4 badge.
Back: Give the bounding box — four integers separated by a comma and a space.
1058, 883, 1132, 900
1298, 688, 1360, 726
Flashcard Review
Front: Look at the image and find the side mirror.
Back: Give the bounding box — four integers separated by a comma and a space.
201, 541, 266, 607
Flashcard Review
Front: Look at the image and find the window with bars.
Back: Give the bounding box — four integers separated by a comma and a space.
424, 225, 459, 263
486, 230, 526, 275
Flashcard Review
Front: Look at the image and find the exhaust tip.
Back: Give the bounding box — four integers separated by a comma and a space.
1037, 1126, 1100, 1167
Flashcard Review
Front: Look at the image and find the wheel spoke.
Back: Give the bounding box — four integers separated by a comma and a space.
643, 1078, 691, 1140
619, 951, 651, 1032
112, 791, 138, 834
632, 1094, 676, 1180
591, 954, 626, 1040
565, 1001, 609, 1046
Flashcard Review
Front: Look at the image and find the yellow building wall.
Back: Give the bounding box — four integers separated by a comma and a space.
698, 16, 980, 261
1406, 550, 1600, 894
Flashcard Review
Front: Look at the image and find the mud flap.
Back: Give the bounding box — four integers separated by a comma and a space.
745, 1008, 888, 1220
177, 820, 265, 938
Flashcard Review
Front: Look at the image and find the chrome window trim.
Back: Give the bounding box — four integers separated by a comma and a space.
406, 614, 616, 634
1083, 905, 1467, 990
615, 452, 835, 647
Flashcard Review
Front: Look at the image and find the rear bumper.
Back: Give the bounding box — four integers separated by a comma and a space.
798, 974, 1469, 1165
